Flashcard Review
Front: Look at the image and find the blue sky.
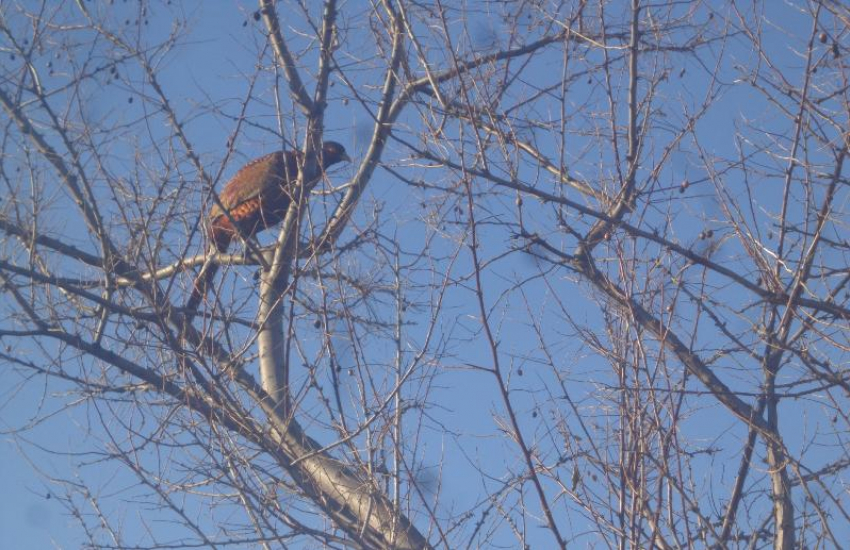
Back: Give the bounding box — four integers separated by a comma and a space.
2, 0, 848, 548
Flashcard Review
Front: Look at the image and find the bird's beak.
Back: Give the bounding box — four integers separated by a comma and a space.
342, 153, 352, 163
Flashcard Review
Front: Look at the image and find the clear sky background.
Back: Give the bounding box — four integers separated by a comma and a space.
2, 1, 847, 549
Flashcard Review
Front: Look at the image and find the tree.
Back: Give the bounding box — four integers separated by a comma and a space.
1, 1, 848, 548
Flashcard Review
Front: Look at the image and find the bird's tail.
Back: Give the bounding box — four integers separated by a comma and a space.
184, 229, 230, 319
185, 259, 220, 318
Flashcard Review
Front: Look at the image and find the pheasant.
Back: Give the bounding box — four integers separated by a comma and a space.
186, 141, 350, 315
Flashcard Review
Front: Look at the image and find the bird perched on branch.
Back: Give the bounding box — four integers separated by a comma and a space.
186, 141, 350, 316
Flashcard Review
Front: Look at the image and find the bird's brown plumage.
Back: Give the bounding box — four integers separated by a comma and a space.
186, 141, 350, 316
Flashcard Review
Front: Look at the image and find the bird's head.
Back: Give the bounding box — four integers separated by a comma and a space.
321, 141, 351, 168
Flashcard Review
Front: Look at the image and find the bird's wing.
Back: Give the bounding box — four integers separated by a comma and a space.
208, 150, 299, 220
